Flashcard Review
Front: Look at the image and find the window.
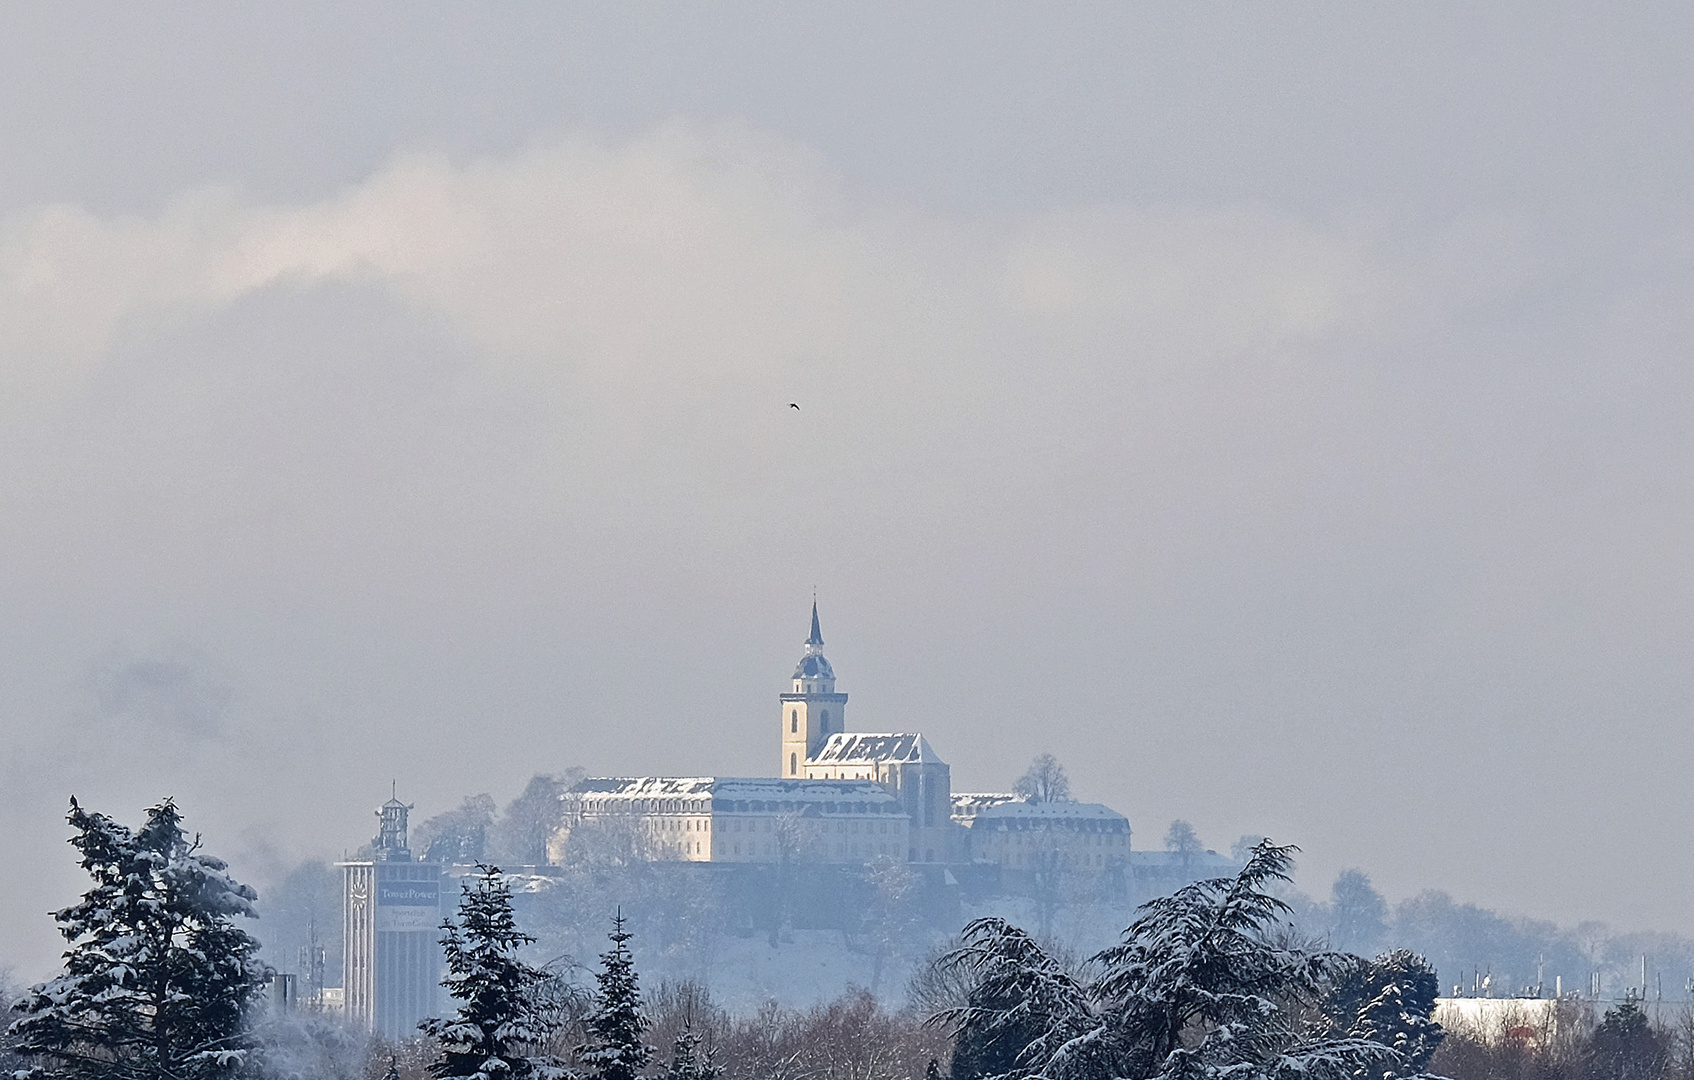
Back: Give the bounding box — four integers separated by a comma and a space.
790, 709, 797, 733
790, 753, 797, 774
821, 709, 830, 729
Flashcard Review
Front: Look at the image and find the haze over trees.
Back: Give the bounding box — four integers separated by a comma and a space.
28, 793, 1694, 1080
242, 765, 1694, 1022
933, 840, 1441, 1080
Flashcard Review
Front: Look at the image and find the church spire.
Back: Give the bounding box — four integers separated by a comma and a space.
807, 599, 824, 648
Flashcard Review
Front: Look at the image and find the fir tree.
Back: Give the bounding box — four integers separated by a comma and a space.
1587, 999, 1666, 1080
9, 798, 266, 1080
420, 864, 558, 1080
662, 1030, 716, 1080
577, 913, 653, 1080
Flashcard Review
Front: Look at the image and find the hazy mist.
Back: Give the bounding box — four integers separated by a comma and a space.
1, 4, 1691, 976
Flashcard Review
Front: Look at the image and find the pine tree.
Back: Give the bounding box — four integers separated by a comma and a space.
9, 798, 267, 1080
1588, 999, 1666, 1080
577, 913, 653, 1080
420, 864, 558, 1080
662, 1030, 716, 1080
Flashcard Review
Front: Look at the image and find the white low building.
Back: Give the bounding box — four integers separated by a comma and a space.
549, 775, 911, 865
953, 794, 1131, 876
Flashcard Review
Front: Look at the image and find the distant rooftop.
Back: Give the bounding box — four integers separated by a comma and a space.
812, 732, 942, 765
567, 776, 904, 809
952, 792, 1022, 814
973, 799, 1127, 821
951, 793, 1130, 831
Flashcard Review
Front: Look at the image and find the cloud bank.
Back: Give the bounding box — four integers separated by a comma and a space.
0, 118, 1688, 974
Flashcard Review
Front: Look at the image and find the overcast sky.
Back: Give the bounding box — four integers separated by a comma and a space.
1, 3, 1691, 974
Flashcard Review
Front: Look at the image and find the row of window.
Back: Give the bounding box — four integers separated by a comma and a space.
653, 817, 707, 832
716, 840, 900, 861
582, 799, 708, 814
991, 831, 1127, 846
1000, 851, 1119, 869
980, 820, 1129, 833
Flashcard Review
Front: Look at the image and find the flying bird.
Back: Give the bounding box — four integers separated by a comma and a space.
788, 402, 800, 410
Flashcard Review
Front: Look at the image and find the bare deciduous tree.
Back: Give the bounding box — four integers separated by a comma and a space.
1012, 754, 1073, 804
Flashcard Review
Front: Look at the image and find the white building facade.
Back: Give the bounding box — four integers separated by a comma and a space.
548, 603, 1134, 874
549, 776, 911, 865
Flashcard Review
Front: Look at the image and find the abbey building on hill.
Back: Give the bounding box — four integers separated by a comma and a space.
548, 604, 1132, 877
342, 604, 1236, 1039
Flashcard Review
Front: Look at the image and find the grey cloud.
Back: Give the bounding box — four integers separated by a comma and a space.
86, 646, 235, 738
0, 3, 1689, 980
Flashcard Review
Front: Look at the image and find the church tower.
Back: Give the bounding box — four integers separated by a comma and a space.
780, 601, 848, 777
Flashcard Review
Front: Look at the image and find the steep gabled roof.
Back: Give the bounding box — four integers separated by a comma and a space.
811, 732, 944, 765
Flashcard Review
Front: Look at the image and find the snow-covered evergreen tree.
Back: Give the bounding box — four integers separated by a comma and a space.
576, 914, 652, 1080
1324, 950, 1443, 1080
1587, 999, 1666, 1080
9, 798, 267, 1080
661, 1030, 716, 1080
420, 864, 559, 1080
936, 840, 1425, 1080
940, 918, 1093, 1080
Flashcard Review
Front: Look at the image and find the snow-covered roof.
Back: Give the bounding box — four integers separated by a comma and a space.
566, 776, 905, 813
952, 792, 1022, 817
964, 800, 1129, 832
811, 732, 943, 765
442, 866, 559, 894
572, 776, 719, 798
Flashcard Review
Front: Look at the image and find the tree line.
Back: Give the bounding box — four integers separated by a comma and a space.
9, 796, 1690, 1080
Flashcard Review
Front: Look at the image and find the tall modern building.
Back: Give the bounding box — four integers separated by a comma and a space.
341, 794, 443, 1039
